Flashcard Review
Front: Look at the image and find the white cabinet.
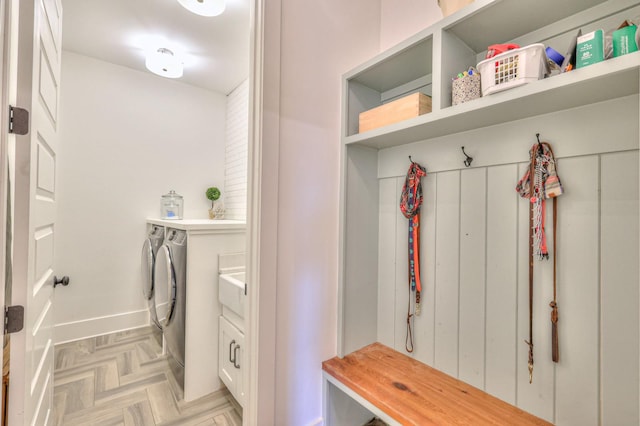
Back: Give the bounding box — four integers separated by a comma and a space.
219, 315, 245, 406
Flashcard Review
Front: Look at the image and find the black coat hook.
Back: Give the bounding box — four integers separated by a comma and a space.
536, 133, 543, 154
409, 155, 414, 163
461, 146, 473, 167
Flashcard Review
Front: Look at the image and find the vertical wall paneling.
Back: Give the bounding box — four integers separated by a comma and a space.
414, 172, 437, 365
458, 167, 487, 389
394, 177, 411, 354
600, 151, 639, 425
364, 95, 639, 422
433, 170, 460, 376
516, 162, 554, 422
377, 178, 397, 347
224, 79, 249, 220
555, 156, 600, 426
485, 164, 519, 404
368, 147, 639, 423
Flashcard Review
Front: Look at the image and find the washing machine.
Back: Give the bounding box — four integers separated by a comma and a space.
154, 228, 187, 383
141, 225, 165, 330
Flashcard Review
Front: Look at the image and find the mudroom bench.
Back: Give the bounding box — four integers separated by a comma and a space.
322, 343, 551, 426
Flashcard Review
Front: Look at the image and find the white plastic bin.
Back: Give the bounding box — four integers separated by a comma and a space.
477, 43, 549, 96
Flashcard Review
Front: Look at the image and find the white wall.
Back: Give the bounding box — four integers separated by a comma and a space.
258, 1, 448, 423
224, 79, 249, 220
259, 0, 381, 424
54, 51, 227, 342
380, 0, 443, 50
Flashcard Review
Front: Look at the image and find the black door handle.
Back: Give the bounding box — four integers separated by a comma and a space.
53, 276, 70, 288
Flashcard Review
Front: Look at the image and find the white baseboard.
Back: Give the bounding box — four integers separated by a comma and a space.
54, 309, 150, 344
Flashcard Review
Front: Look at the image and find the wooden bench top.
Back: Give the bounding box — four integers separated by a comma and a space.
322, 343, 552, 426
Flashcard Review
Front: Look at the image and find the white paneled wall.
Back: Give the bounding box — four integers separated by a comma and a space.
224, 79, 249, 220
600, 151, 640, 423
373, 96, 639, 425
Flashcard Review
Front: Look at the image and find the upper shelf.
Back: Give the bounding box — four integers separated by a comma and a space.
345, 52, 640, 150
342, 0, 639, 148
349, 37, 433, 94
445, 0, 609, 52
345, 0, 614, 85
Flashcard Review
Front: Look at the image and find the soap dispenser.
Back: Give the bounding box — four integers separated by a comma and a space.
161, 190, 183, 220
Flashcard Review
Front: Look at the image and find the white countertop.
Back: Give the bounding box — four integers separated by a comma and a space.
147, 218, 246, 231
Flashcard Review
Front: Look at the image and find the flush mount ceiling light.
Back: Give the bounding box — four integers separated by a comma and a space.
177, 0, 225, 17
145, 48, 183, 79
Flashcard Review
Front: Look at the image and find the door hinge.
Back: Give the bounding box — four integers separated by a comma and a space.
8, 106, 29, 135
4, 305, 24, 334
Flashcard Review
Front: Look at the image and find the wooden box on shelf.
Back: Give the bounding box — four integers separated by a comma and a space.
358, 92, 432, 133
438, 0, 474, 17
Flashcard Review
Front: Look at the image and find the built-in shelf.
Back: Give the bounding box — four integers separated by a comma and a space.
444, 0, 609, 53
345, 53, 640, 149
342, 0, 640, 145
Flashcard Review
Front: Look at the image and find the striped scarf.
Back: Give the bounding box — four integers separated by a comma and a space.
516, 142, 563, 258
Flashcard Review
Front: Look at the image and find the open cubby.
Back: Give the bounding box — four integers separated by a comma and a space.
345, 36, 434, 137
343, 0, 640, 149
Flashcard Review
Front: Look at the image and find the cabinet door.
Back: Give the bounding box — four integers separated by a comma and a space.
219, 316, 238, 393
219, 315, 245, 406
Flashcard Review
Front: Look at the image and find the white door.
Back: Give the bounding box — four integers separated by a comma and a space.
9, 0, 62, 424
0, 0, 14, 420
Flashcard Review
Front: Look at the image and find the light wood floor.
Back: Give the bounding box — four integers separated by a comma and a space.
53, 326, 242, 426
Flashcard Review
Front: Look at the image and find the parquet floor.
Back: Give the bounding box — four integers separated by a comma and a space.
53, 326, 242, 426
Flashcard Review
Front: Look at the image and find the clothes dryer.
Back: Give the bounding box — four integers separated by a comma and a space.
141, 225, 165, 330
155, 228, 187, 384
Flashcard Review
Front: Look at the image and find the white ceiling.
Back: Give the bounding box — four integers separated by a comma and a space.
62, 0, 251, 95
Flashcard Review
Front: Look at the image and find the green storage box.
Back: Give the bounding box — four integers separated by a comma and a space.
576, 29, 604, 68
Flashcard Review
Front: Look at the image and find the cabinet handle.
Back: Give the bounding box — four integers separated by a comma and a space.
233, 344, 240, 369
229, 339, 236, 364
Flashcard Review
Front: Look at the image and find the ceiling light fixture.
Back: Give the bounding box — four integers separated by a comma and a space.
177, 0, 225, 17
145, 48, 184, 79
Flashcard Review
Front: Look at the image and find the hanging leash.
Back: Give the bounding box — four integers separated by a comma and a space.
543, 142, 562, 363
400, 157, 426, 353
516, 137, 563, 382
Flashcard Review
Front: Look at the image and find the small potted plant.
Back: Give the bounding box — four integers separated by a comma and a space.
206, 187, 222, 219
